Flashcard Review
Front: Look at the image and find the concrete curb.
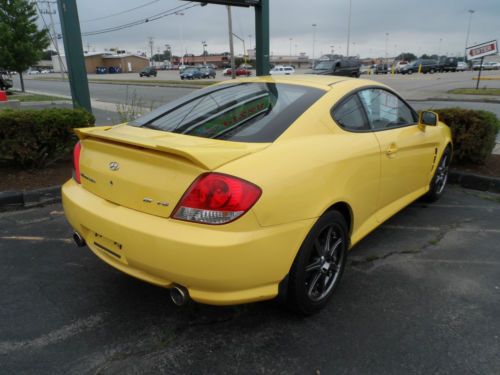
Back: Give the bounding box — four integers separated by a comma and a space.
448, 169, 500, 194
409, 97, 500, 104
1, 170, 499, 212
29, 77, 210, 90
0, 185, 61, 212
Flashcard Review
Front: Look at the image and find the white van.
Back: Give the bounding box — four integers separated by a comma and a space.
270, 65, 295, 75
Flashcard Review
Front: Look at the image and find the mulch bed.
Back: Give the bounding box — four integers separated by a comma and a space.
0, 160, 72, 191
453, 154, 500, 178
0, 155, 499, 192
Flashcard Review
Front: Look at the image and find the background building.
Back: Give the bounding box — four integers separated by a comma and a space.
52, 51, 149, 73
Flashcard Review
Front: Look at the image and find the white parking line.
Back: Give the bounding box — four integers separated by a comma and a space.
0, 314, 105, 355
383, 225, 500, 234
0, 236, 72, 243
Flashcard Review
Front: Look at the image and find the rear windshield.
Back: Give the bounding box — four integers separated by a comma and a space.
130, 82, 325, 142
314, 61, 335, 70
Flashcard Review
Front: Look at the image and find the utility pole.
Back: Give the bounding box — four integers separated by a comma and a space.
56, 0, 91, 113
465, 9, 475, 62
148, 37, 154, 66
227, 6, 236, 79
312, 23, 317, 67
385, 32, 389, 65
346, 0, 352, 57
38, 1, 65, 80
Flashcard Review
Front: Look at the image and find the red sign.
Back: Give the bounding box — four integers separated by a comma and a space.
466, 40, 498, 60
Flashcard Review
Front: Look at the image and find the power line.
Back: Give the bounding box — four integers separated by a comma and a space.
79, 0, 161, 23
80, 3, 199, 37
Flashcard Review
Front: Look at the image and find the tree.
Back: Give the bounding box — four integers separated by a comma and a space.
0, 0, 50, 91
395, 52, 417, 62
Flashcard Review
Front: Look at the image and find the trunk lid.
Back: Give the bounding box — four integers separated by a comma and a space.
76, 124, 269, 218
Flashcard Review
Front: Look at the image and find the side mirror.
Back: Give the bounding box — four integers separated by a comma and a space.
419, 111, 438, 126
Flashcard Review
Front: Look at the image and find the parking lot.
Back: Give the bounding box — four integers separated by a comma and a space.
1, 186, 499, 374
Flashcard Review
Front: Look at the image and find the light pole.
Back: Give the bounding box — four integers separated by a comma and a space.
438, 38, 443, 57
346, 0, 352, 57
385, 32, 389, 64
464, 9, 475, 61
312, 23, 317, 67
175, 12, 185, 66
202, 40, 207, 65
165, 44, 171, 63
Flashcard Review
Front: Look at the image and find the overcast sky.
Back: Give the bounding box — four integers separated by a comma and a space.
41, 0, 500, 58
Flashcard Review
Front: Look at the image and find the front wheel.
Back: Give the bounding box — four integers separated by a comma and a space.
284, 210, 348, 315
423, 147, 451, 202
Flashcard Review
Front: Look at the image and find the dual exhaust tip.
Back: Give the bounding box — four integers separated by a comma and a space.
72, 232, 190, 306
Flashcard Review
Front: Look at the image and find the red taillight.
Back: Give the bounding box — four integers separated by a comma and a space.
73, 141, 82, 184
172, 173, 262, 225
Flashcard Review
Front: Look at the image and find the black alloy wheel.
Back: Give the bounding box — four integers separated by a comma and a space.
285, 210, 348, 315
423, 146, 451, 202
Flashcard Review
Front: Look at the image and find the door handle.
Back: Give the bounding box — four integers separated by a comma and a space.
386, 143, 398, 156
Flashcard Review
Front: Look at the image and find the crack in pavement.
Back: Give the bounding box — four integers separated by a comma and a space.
348, 223, 462, 271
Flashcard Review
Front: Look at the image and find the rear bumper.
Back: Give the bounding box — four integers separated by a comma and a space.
62, 179, 314, 305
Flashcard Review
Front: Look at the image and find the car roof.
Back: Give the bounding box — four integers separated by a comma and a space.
218, 74, 364, 91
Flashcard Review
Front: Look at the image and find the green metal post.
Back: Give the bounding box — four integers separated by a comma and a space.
56, 0, 92, 113
255, 0, 269, 76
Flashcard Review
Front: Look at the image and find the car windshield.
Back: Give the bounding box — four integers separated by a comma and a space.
184, 69, 198, 73
130, 82, 325, 143
314, 61, 335, 70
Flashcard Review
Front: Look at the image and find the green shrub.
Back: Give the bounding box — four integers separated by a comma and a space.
0, 108, 94, 167
433, 108, 499, 165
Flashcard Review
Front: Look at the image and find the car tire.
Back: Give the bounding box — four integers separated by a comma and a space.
284, 210, 348, 315
423, 146, 451, 203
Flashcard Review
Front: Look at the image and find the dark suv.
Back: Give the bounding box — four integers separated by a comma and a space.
400, 59, 438, 74
438, 57, 458, 72
139, 66, 157, 77
308, 57, 361, 78
199, 66, 216, 79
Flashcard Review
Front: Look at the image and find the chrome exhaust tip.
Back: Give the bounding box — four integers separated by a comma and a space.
72, 232, 86, 247
170, 285, 190, 306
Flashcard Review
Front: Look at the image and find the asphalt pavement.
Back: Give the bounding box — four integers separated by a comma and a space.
1, 186, 499, 374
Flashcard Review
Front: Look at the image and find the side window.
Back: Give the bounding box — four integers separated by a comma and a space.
358, 89, 416, 130
332, 95, 369, 131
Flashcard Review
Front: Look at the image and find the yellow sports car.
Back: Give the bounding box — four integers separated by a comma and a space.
63, 75, 452, 314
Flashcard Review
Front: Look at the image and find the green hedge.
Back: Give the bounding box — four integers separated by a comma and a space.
434, 108, 499, 165
0, 108, 94, 167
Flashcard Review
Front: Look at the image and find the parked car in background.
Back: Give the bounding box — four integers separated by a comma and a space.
223, 67, 252, 76
374, 64, 389, 74
270, 65, 295, 75
108, 66, 122, 74
199, 66, 216, 79
472, 61, 485, 70
399, 59, 438, 74
180, 67, 203, 80
438, 57, 458, 72
0, 71, 13, 90
359, 65, 371, 75
484, 61, 500, 70
95, 66, 107, 74
308, 57, 361, 78
456, 62, 468, 72
139, 66, 157, 77
395, 61, 408, 73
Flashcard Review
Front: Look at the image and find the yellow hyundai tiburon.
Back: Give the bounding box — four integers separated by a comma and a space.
63, 75, 452, 314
